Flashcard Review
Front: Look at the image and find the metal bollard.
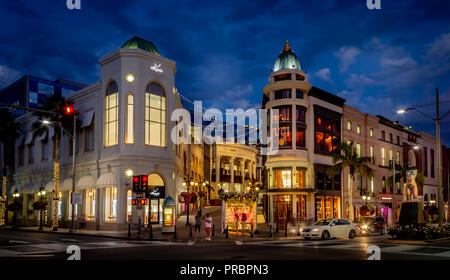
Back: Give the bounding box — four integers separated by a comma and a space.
251, 224, 254, 238
128, 223, 131, 238
297, 224, 301, 236
212, 224, 215, 237
173, 225, 177, 240
189, 224, 193, 237
269, 224, 273, 238
285, 220, 288, 237
138, 218, 141, 235
225, 225, 229, 239
149, 223, 153, 240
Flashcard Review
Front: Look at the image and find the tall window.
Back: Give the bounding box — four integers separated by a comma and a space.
381, 131, 385, 140
389, 149, 393, 164
347, 120, 352, 130
381, 148, 386, 166
370, 176, 374, 194
127, 190, 132, 222
104, 82, 118, 146
85, 189, 96, 221
296, 168, 306, 189
423, 147, 428, 177
296, 90, 303, 99
396, 151, 400, 164
296, 106, 306, 148
85, 116, 95, 151
430, 149, 435, 178
370, 128, 374, 137
370, 146, 374, 163
41, 138, 48, 160
382, 177, 386, 193
104, 187, 118, 222
356, 143, 362, 158
18, 144, 24, 166
356, 125, 361, 134
125, 94, 134, 144
389, 133, 393, 143
273, 105, 292, 148
145, 83, 166, 147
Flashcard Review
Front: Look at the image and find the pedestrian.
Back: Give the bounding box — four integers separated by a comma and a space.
195, 211, 201, 233
205, 213, 212, 240
234, 213, 240, 232
241, 213, 247, 234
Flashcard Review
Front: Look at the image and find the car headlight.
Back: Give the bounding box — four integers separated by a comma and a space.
362, 225, 368, 229
312, 228, 320, 232
300, 228, 304, 232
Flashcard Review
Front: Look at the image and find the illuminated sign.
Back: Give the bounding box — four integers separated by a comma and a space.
150, 63, 163, 73
380, 195, 392, 202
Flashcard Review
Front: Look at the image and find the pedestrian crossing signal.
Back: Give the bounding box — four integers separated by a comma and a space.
132, 175, 149, 193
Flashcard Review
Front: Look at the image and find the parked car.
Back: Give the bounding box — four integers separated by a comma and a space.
300, 218, 358, 240
354, 216, 386, 236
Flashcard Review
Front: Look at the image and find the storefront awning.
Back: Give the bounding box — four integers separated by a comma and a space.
8, 185, 21, 195
32, 181, 47, 193
60, 178, 73, 191
96, 172, 117, 188
45, 180, 54, 192
80, 111, 95, 128
76, 175, 96, 190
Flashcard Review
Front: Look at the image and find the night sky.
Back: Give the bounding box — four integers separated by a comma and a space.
0, 0, 449, 144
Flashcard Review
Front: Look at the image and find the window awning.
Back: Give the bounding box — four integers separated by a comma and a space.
8, 185, 21, 195
80, 111, 95, 128
45, 180, 54, 192
96, 172, 117, 188
60, 178, 73, 191
32, 181, 46, 193
24, 132, 34, 145
76, 175, 96, 190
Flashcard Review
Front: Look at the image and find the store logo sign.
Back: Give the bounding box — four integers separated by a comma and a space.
150, 189, 161, 197
66, 0, 81, 9
151, 63, 163, 73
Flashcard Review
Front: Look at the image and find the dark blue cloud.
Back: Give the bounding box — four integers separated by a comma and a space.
0, 0, 449, 143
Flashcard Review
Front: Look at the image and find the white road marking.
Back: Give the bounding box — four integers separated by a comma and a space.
9, 240, 31, 244
187, 241, 195, 245
235, 241, 243, 245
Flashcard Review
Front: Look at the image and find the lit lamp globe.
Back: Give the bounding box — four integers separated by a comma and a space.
124, 168, 134, 178
125, 73, 135, 83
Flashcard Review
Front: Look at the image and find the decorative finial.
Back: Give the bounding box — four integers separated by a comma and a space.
283, 40, 292, 52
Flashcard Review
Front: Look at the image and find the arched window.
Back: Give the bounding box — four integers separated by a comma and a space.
125, 93, 134, 144
104, 82, 119, 146
145, 83, 166, 147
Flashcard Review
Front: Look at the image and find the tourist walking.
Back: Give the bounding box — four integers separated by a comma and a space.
241, 213, 247, 234
234, 213, 240, 232
194, 211, 201, 233
205, 213, 212, 240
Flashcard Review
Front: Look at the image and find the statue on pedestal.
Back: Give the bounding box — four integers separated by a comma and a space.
403, 169, 418, 202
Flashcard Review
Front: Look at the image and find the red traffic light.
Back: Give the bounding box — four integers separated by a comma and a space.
142, 175, 148, 182
133, 177, 139, 183
64, 106, 74, 115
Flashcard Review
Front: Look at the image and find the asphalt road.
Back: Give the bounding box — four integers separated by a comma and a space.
0, 230, 449, 260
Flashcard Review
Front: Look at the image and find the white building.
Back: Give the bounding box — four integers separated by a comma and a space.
12, 36, 182, 230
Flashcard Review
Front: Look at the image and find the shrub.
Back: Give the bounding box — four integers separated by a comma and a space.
388, 223, 450, 241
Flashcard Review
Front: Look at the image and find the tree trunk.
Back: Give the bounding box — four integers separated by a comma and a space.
349, 174, 354, 221
52, 130, 60, 231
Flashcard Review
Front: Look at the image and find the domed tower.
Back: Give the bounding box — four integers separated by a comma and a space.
262, 41, 314, 230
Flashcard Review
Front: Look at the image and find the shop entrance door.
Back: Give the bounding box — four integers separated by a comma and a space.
277, 202, 287, 231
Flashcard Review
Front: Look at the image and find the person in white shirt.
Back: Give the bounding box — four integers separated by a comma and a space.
205, 213, 212, 240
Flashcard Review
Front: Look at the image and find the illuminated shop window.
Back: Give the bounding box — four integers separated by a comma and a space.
85, 189, 96, 221
104, 187, 117, 222
125, 94, 134, 144
273, 169, 292, 189
104, 82, 118, 146
145, 83, 166, 147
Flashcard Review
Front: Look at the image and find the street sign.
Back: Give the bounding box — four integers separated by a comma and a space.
71, 192, 82, 205
132, 192, 146, 199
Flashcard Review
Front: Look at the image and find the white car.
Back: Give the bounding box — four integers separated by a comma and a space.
300, 218, 358, 240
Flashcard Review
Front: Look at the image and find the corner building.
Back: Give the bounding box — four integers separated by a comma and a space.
261, 42, 345, 230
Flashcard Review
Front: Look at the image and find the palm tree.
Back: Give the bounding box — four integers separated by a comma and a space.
387, 161, 424, 197
0, 109, 21, 227
31, 94, 76, 231
326, 141, 373, 221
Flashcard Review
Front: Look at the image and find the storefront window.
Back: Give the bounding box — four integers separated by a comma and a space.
274, 195, 292, 228
274, 125, 292, 148
296, 127, 305, 148
85, 189, 96, 221
127, 189, 132, 222
333, 197, 341, 218
316, 195, 339, 220
57, 192, 62, 218
273, 169, 292, 189
145, 83, 166, 147
104, 187, 117, 222
104, 81, 118, 147
297, 195, 306, 222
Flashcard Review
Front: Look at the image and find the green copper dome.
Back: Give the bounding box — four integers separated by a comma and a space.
273, 41, 301, 72
121, 36, 161, 56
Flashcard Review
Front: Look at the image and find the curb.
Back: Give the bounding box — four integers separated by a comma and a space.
384, 237, 450, 245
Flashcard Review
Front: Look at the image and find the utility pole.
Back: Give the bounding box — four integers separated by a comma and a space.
393, 150, 396, 225
436, 88, 443, 226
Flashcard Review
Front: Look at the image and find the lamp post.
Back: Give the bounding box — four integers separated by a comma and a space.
12, 190, 20, 229
362, 190, 371, 207
124, 168, 134, 224
397, 88, 450, 226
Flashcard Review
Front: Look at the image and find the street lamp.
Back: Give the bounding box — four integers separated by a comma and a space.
12, 190, 20, 229
397, 88, 450, 226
